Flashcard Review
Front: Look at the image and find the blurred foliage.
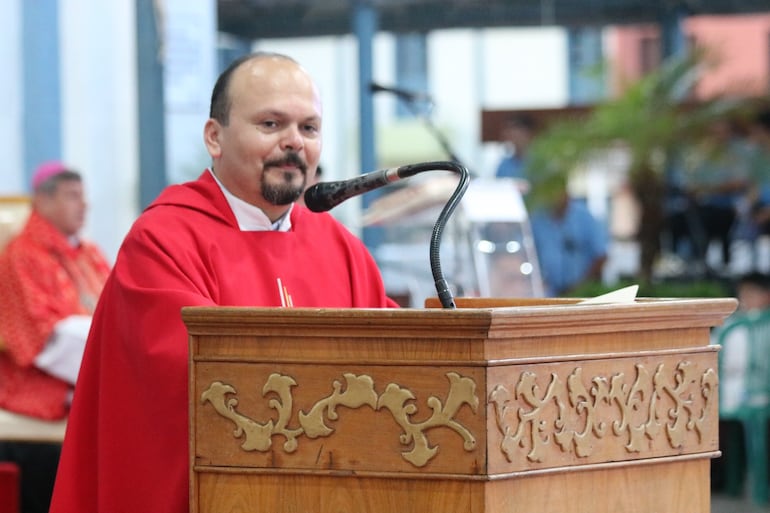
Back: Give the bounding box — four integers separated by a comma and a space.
526, 48, 752, 207
569, 278, 732, 299
524, 48, 756, 280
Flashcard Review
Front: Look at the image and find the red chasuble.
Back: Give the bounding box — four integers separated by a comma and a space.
0, 211, 110, 419
50, 171, 398, 513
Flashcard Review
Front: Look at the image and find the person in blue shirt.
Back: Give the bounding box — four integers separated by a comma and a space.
667, 119, 752, 269
529, 188, 608, 297
495, 113, 536, 181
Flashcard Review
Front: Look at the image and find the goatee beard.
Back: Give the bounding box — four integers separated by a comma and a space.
262, 179, 304, 205
261, 151, 308, 205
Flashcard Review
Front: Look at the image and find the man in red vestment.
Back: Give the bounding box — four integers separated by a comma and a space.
0, 162, 111, 513
50, 52, 398, 513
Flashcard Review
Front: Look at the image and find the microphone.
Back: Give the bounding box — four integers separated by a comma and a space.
304, 166, 406, 213
369, 82, 433, 103
302, 161, 470, 310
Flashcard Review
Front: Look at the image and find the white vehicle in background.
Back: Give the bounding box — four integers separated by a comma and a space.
367, 176, 543, 307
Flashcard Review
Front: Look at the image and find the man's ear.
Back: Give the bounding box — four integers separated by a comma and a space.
203, 119, 222, 158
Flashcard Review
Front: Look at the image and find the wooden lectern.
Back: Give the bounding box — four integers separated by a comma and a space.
186, 297, 736, 513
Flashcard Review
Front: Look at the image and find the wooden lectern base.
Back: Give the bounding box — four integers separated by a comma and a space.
186, 297, 735, 513
195, 459, 708, 513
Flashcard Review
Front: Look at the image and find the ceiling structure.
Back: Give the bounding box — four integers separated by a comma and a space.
218, 0, 770, 40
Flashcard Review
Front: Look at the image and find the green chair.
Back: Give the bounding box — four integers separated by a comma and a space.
716, 309, 770, 504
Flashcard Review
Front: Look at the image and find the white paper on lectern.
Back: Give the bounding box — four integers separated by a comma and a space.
577, 284, 639, 304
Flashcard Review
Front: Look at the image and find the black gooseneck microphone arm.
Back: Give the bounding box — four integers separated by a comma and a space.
425, 161, 469, 309
303, 160, 469, 309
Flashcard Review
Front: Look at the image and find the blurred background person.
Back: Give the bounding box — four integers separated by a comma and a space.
734, 271, 770, 312
495, 113, 537, 194
666, 119, 753, 273
739, 108, 770, 248
716, 271, 770, 411
711, 270, 770, 494
0, 161, 111, 513
529, 182, 608, 297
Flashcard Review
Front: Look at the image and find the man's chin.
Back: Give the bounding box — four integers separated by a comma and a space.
274, 195, 301, 206
262, 183, 304, 206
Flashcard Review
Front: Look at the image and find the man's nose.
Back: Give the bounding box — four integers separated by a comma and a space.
280, 126, 304, 152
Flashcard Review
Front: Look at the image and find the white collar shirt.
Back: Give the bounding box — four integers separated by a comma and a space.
208, 168, 293, 232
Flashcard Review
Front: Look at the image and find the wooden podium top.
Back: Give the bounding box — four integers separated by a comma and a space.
184, 296, 736, 330
183, 297, 737, 362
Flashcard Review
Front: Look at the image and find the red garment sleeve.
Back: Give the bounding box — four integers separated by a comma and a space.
0, 248, 75, 366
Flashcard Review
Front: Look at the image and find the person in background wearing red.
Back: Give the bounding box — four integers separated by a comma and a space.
0, 161, 111, 513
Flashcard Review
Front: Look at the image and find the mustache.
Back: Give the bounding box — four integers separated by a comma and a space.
264, 152, 308, 175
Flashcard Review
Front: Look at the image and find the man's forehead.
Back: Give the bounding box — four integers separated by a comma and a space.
237, 57, 311, 87
233, 71, 321, 113
54, 180, 84, 193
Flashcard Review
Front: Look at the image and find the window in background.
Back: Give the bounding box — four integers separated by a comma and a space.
395, 32, 429, 119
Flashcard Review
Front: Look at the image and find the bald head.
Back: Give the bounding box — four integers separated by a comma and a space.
210, 52, 315, 126
203, 52, 323, 219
